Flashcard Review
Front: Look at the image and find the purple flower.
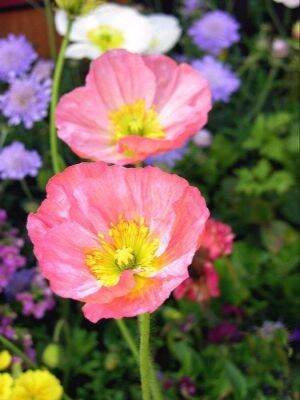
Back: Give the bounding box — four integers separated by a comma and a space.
193, 128, 212, 147
5, 268, 36, 300
145, 144, 188, 168
0, 76, 51, 129
0, 313, 16, 340
222, 304, 244, 318
182, 0, 204, 15
31, 59, 54, 82
192, 56, 240, 102
179, 377, 197, 397
0, 209, 7, 224
257, 321, 285, 339
0, 34, 37, 82
208, 322, 243, 343
16, 271, 55, 319
0, 141, 42, 180
0, 245, 26, 292
188, 10, 240, 55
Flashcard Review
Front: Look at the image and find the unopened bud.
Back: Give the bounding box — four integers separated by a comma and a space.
42, 343, 62, 368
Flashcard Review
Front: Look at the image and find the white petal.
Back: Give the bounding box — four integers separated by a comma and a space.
55, 9, 68, 36
65, 43, 100, 60
146, 14, 182, 54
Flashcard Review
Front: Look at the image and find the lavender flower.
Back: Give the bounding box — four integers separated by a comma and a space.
0, 76, 51, 129
0, 311, 16, 340
257, 321, 285, 339
0, 141, 42, 180
0, 34, 37, 82
0, 209, 7, 225
188, 10, 240, 55
145, 144, 188, 168
0, 245, 26, 293
192, 56, 240, 102
5, 268, 36, 300
31, 59, 54, 82
182, 0, 203, 15
193, 129, 213, 147
16, 271, 55, 319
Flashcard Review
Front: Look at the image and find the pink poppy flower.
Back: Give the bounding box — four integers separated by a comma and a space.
56, 49, 211, 165
174, 261, 220, 303
27, 162, 209, 322
198, 218, 234, 261
174, 218, 234, 303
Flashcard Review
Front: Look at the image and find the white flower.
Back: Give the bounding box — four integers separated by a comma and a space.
193, 129, 213, 147
273, 0, 299, 8
146, 14, 182, 55
55, 4, 153, 59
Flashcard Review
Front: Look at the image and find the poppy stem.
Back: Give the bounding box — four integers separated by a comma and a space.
139, 313, 152, 400
49, 17, 73, 174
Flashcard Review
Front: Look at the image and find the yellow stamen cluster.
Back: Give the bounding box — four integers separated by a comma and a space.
109, 100, 165, 142
87, 25, 125, 51
85, 218, 160, 287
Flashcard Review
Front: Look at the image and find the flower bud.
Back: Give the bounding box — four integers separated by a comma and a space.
162, 306, 183, 320
292, 21, 300, 41
55, 0, 103, 16
104, 353, 119, 371
42, 343, 62, 369
272, 38, 289, 58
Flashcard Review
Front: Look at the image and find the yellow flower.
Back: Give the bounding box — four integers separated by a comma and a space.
0, 351, 12, 371
0, 373, 13, 400
10, 370, 63, 400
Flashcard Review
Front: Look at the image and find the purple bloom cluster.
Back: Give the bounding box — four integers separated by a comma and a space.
0, 34, 37, 82
16, 271, 55, 319
0, 141, 42, 180
0, 77, 51, 129
182, 0, 204, 15
1, 209, 54, 321
146, 144, 188, 168
0, 211, 26, 293
0, 311, 16, 340
0, 34, 52, 129
188, 10, 240, 55
192, 56, 240, 103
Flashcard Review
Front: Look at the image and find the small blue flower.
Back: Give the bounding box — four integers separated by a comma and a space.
0, 141, 42, 180
5, 269, 36, 300
188, 10, 240, 55
192, 56, 240, 103
0, 34, 37, 82
145, 145, 188, 168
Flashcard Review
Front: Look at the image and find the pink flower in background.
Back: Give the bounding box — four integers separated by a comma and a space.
174, 261, 219, 302
174, 218, 234, 303
56, 49, 211, 165
199, 218, 234, 261
27, 162, 209, 322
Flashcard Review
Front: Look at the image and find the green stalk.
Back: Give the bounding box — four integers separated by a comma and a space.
49, 17, 72, 174
44, 0, 57, 60
139, 314, 152, 400
0, 335, 36, 369
116, 319, 139, 363
116, 318, 163, 399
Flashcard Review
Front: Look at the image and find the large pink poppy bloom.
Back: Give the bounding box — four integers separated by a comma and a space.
27, 162, 209, 322
56, 49, 211, 165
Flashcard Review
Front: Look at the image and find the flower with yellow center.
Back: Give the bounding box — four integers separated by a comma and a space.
55, 4, 153, 60
85, 218, 161, 287
86, 25, 124, 52
10, 370, 63, 400
109, 100, 165, 143
0, 351, 12, 371
0, 373, 13, 400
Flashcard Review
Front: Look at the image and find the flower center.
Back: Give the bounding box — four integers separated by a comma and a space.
87, 25, 125, 51
85, 218, 161, 287
109, 100, 165, 142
